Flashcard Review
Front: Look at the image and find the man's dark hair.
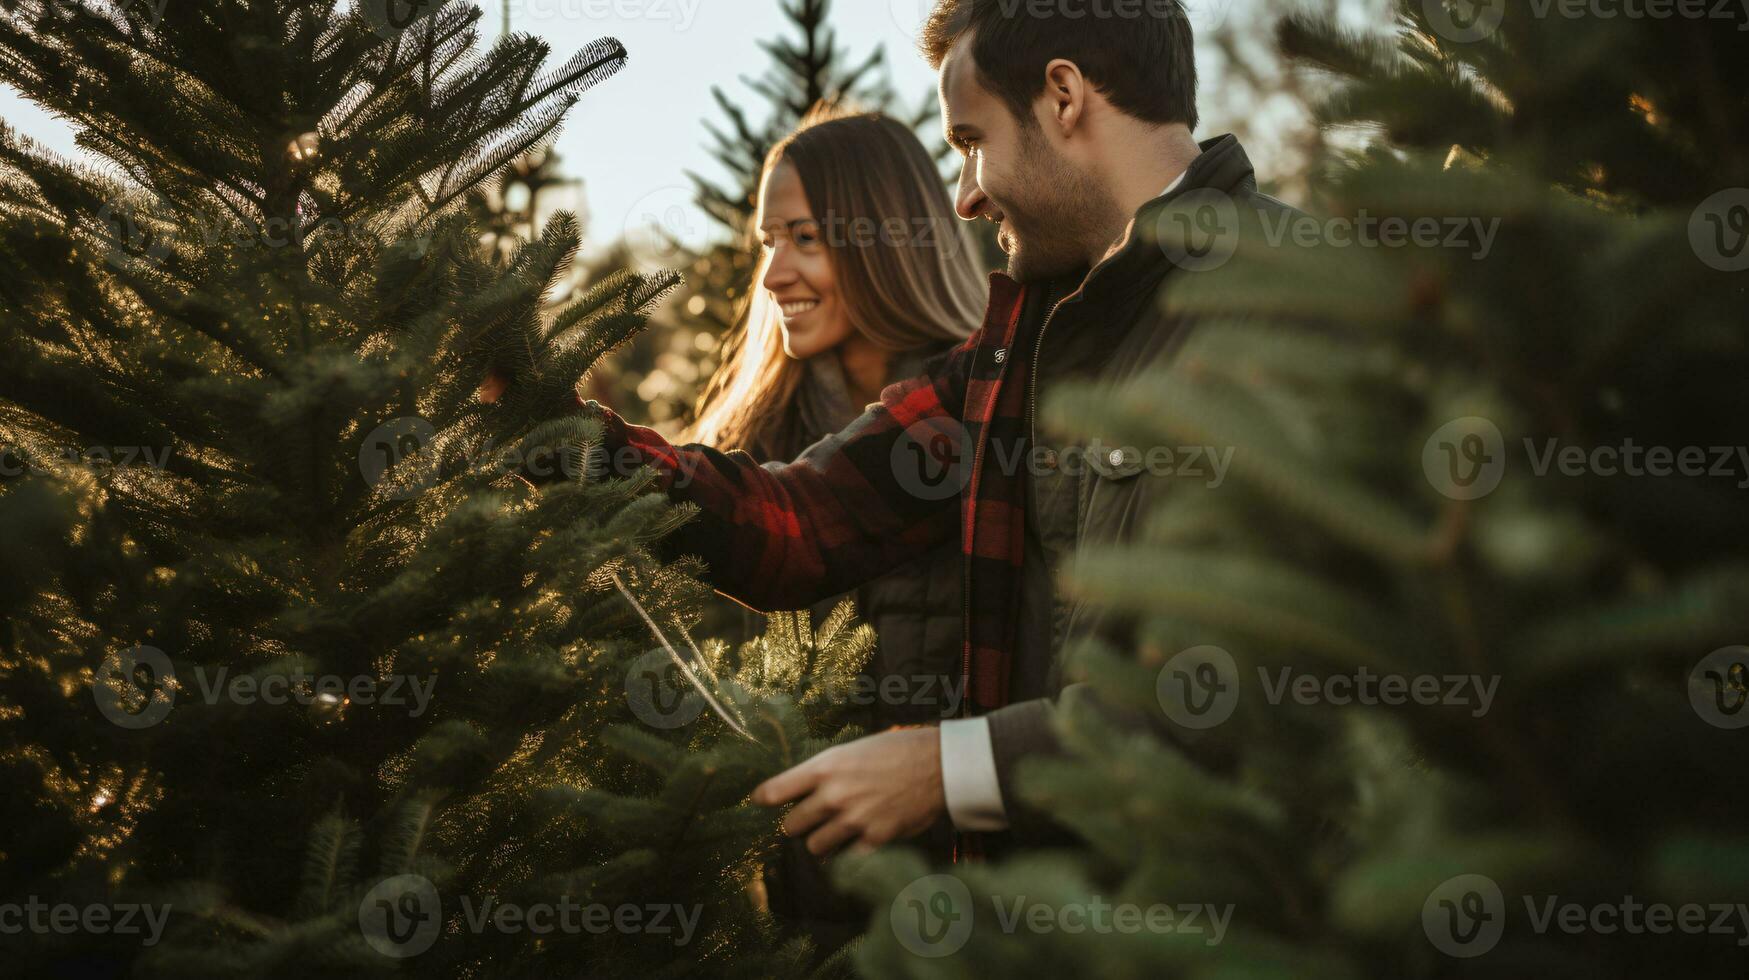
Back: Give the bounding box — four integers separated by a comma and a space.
921, 0, 1198, 130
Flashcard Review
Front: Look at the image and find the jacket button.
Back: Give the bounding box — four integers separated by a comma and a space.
1042, 449, 1059, 470
993, 348, 1007, 364
1109, 449, 1125, 467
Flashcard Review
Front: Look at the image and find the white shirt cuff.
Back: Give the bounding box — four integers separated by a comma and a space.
939, 717, 1009, 832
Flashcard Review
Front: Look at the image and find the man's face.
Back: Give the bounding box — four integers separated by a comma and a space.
938, 36, 1110, 282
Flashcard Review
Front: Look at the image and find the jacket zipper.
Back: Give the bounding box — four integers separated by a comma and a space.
1027, 290, 1077, 451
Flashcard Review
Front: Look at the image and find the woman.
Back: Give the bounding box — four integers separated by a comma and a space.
684, 107, 986, 950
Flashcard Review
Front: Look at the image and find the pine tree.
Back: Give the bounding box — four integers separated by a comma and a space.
839, 4, 1749, 978
0, 1, 869, 976
689, 0, 896, 240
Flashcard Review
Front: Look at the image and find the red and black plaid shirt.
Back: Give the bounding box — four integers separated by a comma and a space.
595, 272, 1036, 716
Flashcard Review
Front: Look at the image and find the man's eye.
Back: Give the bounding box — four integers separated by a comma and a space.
796, 231, 819, 246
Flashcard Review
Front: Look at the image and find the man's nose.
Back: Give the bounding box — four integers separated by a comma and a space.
954, 165, 988, 222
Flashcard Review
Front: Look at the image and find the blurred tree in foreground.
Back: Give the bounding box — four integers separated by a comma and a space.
841, 2, 1749, 978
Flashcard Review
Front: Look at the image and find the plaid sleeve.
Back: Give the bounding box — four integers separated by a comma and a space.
589, 343, 973, 613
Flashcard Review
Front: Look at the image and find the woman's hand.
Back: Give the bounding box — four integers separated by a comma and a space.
476, 369, 508, 405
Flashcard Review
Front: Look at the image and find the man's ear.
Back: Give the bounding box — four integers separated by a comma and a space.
1041, 58, 1087, 136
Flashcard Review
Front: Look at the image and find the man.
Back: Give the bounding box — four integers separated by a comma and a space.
589, 0, 1294, 856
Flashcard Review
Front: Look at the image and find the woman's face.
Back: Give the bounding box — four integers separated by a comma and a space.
760, 161, 853, 360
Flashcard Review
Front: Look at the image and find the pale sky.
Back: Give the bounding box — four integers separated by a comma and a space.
1, 0, 1308, 255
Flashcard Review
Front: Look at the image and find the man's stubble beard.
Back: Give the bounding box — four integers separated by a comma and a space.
999, 125, 1124, 283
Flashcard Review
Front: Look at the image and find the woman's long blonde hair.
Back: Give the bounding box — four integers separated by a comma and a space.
684, 107, 986, 455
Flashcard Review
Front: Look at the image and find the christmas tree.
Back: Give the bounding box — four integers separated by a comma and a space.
840, 2, 1749, 977
0, 0, 870, 976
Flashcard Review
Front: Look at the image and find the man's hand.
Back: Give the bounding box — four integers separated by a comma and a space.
751, 727, 945, 856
